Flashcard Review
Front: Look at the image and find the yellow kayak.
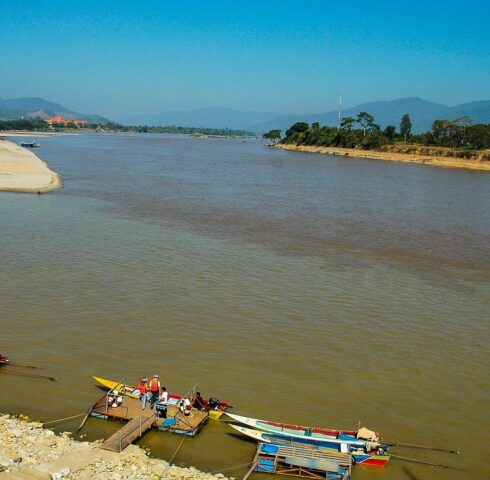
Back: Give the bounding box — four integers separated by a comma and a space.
92, 376, 141, 398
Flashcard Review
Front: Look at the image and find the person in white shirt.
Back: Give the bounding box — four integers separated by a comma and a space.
156, 387, 168, 419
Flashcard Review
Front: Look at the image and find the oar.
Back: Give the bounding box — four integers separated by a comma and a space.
78, 401, 98, 432
0, 369, 58, 381
386, 441, 460, 454
5, 362, 41, 369
390, 453, 462, 470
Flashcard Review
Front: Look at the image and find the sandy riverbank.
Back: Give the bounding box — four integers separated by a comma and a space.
0, 414, 230, 480
274, 144, 490, 171
0, 139, 62, 193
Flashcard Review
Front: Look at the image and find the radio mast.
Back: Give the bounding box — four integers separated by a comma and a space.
337, 89, 343, 130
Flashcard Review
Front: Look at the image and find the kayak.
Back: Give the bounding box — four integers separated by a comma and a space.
228, 423, 390, 467
93, 376, 231, 418
226, 412, 379, 443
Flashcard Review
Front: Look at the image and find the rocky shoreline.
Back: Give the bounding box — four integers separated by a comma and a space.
0, 414, 230, 480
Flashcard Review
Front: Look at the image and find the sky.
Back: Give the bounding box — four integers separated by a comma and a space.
1, 0, 489, 120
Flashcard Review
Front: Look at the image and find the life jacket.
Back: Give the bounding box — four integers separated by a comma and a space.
149, 378, 160, 393
138, 381, 149, 394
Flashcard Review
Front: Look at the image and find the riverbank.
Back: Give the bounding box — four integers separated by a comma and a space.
274, 143, 490, 171
0, 414, 229, 480
0, 139, 62, 193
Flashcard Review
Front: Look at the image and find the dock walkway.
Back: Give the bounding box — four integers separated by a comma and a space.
102, 411, 157, 452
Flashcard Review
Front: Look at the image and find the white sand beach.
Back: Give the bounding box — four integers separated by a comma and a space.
0, 139, 62, 193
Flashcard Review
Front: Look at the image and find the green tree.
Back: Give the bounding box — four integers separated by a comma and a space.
263, 129, 281, 144
400, 114, 412, 142
453, 116, 473, 145
356, 112, 375, 138
340, 116, 356, 131
383, 125, 397, 142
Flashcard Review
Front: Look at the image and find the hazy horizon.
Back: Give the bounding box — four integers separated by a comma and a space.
1, 0, 489, 119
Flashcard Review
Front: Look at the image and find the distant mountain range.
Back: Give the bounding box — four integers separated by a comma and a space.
0, 97, 109, 124
2, 96, 489, 133
121, 97, 490, 133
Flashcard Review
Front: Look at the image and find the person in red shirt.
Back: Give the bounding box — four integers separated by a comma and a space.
149, 375, 161, 408
138, 377, 149, 410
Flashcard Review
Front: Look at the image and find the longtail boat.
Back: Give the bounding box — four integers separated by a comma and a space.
93, 376, 231, 418
226, 412, 380, 443
229, 424, 390, 467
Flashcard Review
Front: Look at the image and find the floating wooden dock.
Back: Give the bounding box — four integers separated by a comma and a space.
253, 442, 352, 480
90, 393, 208, 451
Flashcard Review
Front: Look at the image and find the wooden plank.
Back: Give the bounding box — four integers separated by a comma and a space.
101, 411, 157, 452
272, 444, 351, 464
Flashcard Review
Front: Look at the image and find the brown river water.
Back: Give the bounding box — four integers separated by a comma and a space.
1, 134, 489, 479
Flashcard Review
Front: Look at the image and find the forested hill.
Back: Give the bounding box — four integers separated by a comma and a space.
0, 97, 109, 124
252, 98, 490, 134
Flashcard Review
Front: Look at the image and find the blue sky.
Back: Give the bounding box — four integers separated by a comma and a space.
1, 0, 489, 119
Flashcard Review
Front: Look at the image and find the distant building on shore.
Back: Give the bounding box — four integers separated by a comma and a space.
45, 116, 88, 127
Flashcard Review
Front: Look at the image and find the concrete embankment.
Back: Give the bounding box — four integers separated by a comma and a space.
274, 143, 490, 171
0, 414, 229, 480
0, 139, 62, 193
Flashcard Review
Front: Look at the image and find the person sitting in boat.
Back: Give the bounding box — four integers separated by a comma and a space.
138, 377, 149, 410
193, 392, 206, 411
179, 397, 192, 416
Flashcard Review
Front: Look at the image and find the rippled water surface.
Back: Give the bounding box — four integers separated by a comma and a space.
1, 134, 489, 479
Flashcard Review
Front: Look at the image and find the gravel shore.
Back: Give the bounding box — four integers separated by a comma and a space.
0, 414, 230, 480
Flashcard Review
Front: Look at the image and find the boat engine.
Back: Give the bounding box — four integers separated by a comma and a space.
207, 397, 221, 410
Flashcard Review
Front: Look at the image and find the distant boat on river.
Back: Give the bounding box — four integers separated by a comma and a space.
20, 141, 40, 148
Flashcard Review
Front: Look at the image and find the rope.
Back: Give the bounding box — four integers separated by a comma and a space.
162, 434, 188, 477
42, 412, 86, 427
209, 462, 253, 475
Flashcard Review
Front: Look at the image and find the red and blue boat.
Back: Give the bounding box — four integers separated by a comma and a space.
229, 423, 390, 467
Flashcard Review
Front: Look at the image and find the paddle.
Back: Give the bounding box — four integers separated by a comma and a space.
5, 362, 41, 369
386, 441, 460, 454
390, 453, 463, 470
0, 369, 58, 381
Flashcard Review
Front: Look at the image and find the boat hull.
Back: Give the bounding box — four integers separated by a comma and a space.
226, 413, 370, 447
229, 424, 390, 467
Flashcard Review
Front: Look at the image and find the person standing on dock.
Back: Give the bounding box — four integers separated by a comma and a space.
138, 377, 149, 410
156, 386, 169, 419
149, 374, 161, 408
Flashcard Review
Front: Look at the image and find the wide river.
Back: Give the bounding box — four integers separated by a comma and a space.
1, 134, 489, 480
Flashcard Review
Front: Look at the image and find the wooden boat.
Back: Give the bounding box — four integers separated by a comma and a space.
229, 424, 390, 467
226, 412, 379, 444
92, 376, 230, 418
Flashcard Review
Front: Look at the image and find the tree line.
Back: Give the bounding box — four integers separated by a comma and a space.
264, 113, 490, 150
0, 118, 254, 137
